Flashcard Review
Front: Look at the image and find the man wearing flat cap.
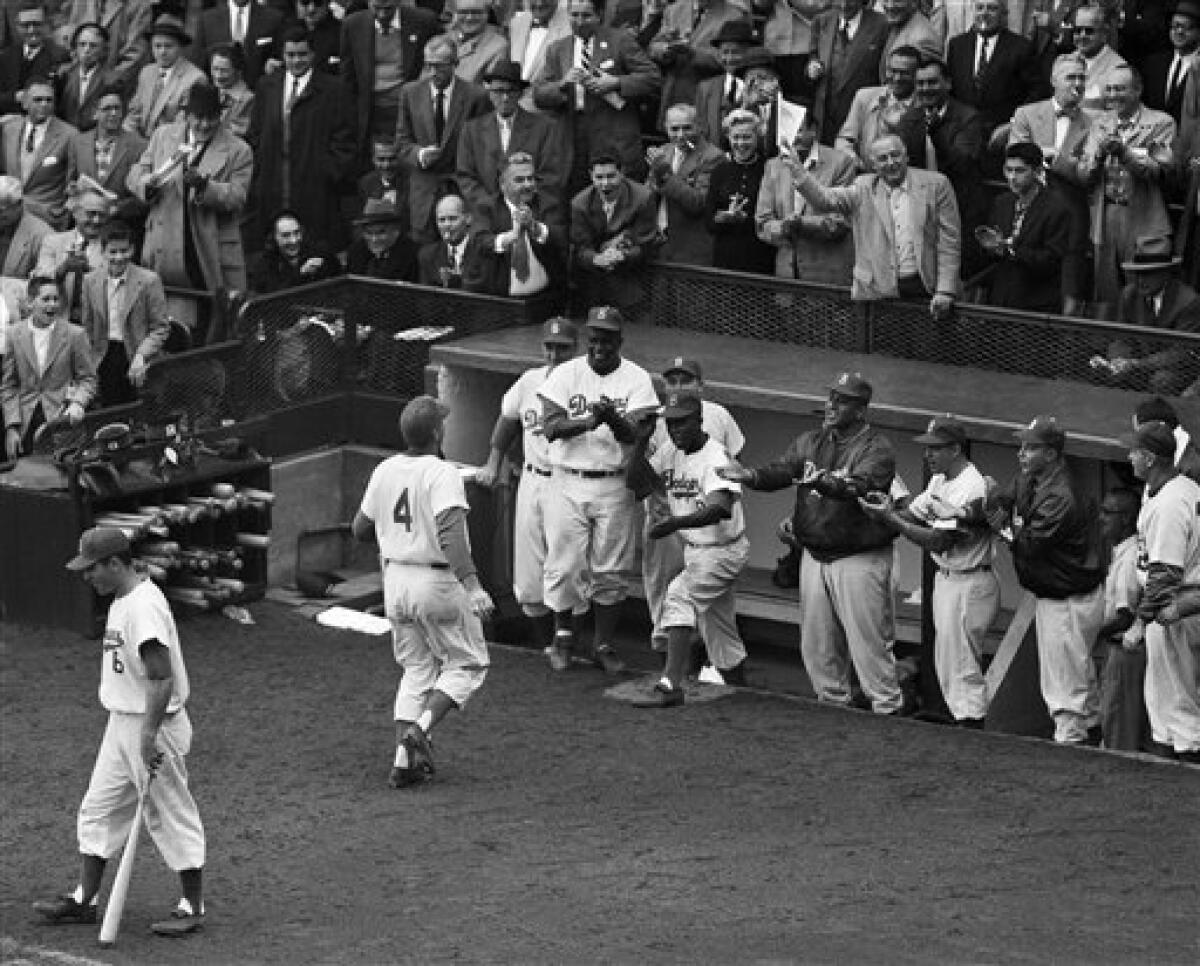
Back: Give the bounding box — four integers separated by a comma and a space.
538, 304, 658, 676
987, 415, 1106, 744
722, 370, 906, 715
346, 198, 419, 280
1095, 234, 1200, 396
1127, 419, 1200, 763
859, 416, 999, 727
978, 141, 1077, 314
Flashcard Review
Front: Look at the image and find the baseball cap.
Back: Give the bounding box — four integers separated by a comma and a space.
399, 394, 450, 439
1122, 420, 1176, 458
65, 527, 130, 571
542, 317, 577, 346
662, 392, 702, 419
828, 371, 873, 402
585, 305, 623, 331
662, 356, 703, 381
1014, 415, 1066, 450
914, 415, 967, 447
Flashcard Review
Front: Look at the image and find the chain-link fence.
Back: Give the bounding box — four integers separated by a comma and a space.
124, 269, 1200, 439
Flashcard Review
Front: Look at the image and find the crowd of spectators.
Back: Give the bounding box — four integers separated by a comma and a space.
1, 0, 1199, 441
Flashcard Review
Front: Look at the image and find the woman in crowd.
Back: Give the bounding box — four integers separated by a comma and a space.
705, 108, 775, 275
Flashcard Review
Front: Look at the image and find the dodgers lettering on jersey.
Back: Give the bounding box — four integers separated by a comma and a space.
648, 400, 745, 461
538, 357, 657, 471
361, 453, 470, 565
100, 579, 189, 714
650, 437, 744, 545
501, 365, 554, 470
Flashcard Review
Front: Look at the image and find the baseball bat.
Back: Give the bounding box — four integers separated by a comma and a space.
97, 784, 149, 947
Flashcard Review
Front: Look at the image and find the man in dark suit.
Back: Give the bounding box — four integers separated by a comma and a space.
916, 56, 988, 278
417, 192, 489, 288
286, 0, 342, 74
532, 0, 662, 196
807, 0, 889, 146
1141, 1, 1200, 125
250, 209, 343, 292
0, 0, 70, 115
978, 142, 1074, 312
66, 85, 148, 228
358, 135, 407, 212
470, 151, 566, 298
570, 150, 658, 314
646, 101, 724, 265
946, 0, 1044, 140
64, 0, 153, 93
57, 22, 110, 132
456, 59, 563, 217
1101, 235, 1200, 396
339, 0, 440, 161
693, 18, 753, 146
247, 25, 357, 249
396, 34, 491, 242
0, 78, 78, 229
346, 197, 419, 279
192, 0, 284, 89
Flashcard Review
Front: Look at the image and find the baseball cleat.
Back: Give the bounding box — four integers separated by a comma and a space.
32, 894, 97, 924
389, 764, 429, 788
402, 724, 436, 778
719, 661, 747, 687
632, 683, 685, 709
591, 644, 626, 676
548, 629, 574, 671
150, 899, 204, 937
697, 664, 726, 685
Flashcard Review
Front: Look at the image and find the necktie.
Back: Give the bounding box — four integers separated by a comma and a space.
24, 124, 35, 153
975, 36, 990, 82
110, 278, 125, 328
378, 16, 391, 34
725, 75, 737, 110
233, 5, 247, 43
434, 87, 445, 142
151, 68, 167, 111
96, 139, 111, 180
499, 116, 510, 152
1167, 60, 1184, 103
838, 19, 850, 44
512, 225, 530, 282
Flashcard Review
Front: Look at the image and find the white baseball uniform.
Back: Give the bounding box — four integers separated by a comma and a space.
1136, 474, 1200, 753
907, 462, 1000, 721
650, 436, 749, 668
642, 401, 745, 660
1099, 533, 1147, 751
360, 453, 489, 721
538, 356, 657, 611
78, 578, 205, 871
501, 365, 586, 616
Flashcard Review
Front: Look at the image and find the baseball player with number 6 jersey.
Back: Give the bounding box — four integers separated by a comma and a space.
354, 395, 495, 788
34, 527, 207, 937
627, 392, 749, 707
539, 305, 658, 674
476, 318, 585, 653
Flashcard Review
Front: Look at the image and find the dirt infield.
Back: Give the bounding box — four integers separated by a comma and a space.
2, 603, 1198, 965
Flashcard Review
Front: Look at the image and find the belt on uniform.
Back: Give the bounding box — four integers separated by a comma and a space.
385, 559, 449, 570
938, 563, 992, 577
525, 463, 551, 477
684, 533, 746, 549
559, 467, 624, 479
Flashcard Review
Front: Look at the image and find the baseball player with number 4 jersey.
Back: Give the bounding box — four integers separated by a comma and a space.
35, 527, 207, 937
539, 305, 658, 674
476, 318, 584, 653
627, 392, 748, 708
1127, 420, 1200, 763
354, 395, 495, 788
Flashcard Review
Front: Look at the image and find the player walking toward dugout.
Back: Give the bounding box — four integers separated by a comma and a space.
35, 527, 207, 937
354, 395, 495, 788
476, 318, 583, 653
626, 393, 749, 708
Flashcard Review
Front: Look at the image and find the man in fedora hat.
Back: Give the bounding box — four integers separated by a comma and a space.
859, 415, 1000, 727
246, 25, 357, 252
807, 0, 889, 145
1090, 235, 1200, 395
456, 59, 564, 216
346, 197, 419, 279
737, 46, 806, 157
123, 13, 206, 139
693, 18, 754, 144
647, 0, 749, 128
645, 101, 725, 265
987, 415, 1106, 744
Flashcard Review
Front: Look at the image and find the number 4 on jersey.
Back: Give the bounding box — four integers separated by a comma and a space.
393, 488, 413, 532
